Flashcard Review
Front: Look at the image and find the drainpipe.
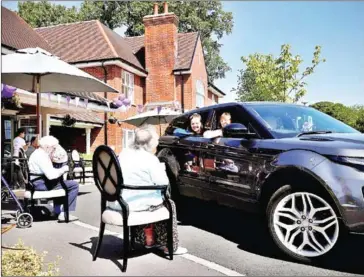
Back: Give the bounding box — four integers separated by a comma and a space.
101, 61, 108, 146
181, 74, 185, 113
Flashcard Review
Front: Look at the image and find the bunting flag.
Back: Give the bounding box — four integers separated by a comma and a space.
137, 104, 144, 114
75, 97, 80, 107
106, 102, 110, 111
157, 106, 162, 114
66, 96, 71, 107
47, 92, 51, 101
85, 99, 89, 109
57, 94, 62, 105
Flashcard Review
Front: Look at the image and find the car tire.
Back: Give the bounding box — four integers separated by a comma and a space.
267, 185, 342, 263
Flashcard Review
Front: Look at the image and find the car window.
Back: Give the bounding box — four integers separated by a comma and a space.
212, 106, 252, 131
165, 109, 212, 135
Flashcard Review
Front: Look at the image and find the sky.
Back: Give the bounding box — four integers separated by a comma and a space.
2, 1, 363, 106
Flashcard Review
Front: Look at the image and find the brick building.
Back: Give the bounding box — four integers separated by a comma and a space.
3, 3, 225, 154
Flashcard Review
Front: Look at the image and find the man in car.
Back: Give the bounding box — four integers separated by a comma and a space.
203, 112, 231, 139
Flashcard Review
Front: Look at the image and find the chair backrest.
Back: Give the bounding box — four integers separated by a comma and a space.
92, 145, 123, 202
71, 150, 80, 162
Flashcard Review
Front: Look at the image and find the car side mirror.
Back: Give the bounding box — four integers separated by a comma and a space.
223, 123, 252, 138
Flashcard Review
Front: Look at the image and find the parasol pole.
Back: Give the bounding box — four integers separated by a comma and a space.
35, 75, 42, 139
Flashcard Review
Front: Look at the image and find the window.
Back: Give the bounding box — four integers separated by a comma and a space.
19, 117, 37, 142
195, 80, 205, 108
122, 70, 134, 103
122, 129, 135, 149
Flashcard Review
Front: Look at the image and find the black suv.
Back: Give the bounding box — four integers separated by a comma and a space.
157, 102, 364, 262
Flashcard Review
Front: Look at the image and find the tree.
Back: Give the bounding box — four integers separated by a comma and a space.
18, 1, 233, 83
18, 1, 80, 28
310, 101, 364, 132
234, 44, 326, 103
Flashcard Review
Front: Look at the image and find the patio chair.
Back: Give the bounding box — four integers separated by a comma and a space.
21, 149, 70, 223
92, 145, 174, 272
70, 149, 92, 183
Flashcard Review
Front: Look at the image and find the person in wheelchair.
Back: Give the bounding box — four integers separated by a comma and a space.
28, 136, 79, 222
111, 124, 187, 255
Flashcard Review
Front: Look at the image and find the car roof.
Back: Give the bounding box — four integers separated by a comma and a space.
184, 102, 307, 115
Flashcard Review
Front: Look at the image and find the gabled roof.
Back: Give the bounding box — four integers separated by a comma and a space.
35, 20, 145, 72
123, 32, 199, 71
1, 6, 52, 52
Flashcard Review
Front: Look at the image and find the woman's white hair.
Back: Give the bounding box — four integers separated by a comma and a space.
39, 136, 59, 155
132, 125, 159, 152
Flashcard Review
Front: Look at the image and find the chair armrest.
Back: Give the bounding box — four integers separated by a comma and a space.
122, 184, 169, 191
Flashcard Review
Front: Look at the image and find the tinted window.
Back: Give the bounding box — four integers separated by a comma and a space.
212, 105, 254, 132
246, 104, 359, 138
165, 109, 212, 135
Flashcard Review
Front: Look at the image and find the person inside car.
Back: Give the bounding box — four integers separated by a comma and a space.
189, 113, 204, 135
203, 112, 231, 139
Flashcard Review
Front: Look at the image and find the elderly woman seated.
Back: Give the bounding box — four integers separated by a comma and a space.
108, 125, 187, 255
28, 136, 79, 222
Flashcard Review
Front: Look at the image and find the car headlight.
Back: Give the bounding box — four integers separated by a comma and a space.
328, 156, 364, 171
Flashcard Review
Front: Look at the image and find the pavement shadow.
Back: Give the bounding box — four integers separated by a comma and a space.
178, 198, 364, 275
69, 235, 151, 271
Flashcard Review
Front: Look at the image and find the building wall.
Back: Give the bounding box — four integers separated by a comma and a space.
175, 38, 209, 112
82, 65, 144, 153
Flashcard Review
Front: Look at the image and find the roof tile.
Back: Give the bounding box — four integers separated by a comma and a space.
1, 6, 52, 52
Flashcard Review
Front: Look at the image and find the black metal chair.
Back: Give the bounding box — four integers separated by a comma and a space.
70, 149, 92, 183
92, 145, 174, 272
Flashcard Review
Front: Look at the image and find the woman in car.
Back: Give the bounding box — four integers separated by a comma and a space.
189, 113, 204, 135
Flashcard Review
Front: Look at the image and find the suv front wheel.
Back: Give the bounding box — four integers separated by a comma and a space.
267, 185, 340, 262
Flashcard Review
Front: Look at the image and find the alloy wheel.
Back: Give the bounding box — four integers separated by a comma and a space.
273, 192, 339, 257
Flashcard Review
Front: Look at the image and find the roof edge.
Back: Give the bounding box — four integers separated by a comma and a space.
208, 82, 226, 97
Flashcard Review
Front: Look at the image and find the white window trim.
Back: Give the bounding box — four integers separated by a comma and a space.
195, 79, 205, 108
122, 128, 135, 149
122, 70, 135, 104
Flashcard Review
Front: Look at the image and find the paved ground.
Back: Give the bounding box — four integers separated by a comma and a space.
2, 183, 364, 276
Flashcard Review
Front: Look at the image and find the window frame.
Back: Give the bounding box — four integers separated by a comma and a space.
195, 80, 205, 108
122, 128, 135, 149
122, 70, 135, 104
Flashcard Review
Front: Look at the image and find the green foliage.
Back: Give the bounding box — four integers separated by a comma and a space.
80, 152, 93, 161
234, 44, 326, 103
311, 101, 364, 132
18, 1, 80, 28
18, 0, 233, 83
2, 239, 61, 276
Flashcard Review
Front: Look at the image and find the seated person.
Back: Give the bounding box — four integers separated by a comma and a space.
25, 136, 39, 158
189, 113, 204, 135
110, 124, 187, 255
28, 136, 79, 222
203, 112, 231, 139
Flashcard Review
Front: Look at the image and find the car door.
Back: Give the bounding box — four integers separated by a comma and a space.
172, 108, 214, 200
202, 105, 265, 210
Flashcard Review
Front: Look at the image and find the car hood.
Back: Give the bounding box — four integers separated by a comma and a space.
257, 133, 364, 157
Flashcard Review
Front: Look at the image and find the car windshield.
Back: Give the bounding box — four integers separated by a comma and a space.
246, 104, 360, 138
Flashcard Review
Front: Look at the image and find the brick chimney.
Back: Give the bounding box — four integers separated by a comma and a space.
143, 2, 179, 103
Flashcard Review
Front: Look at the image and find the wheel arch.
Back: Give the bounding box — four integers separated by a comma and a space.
259, 166, 346, 224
